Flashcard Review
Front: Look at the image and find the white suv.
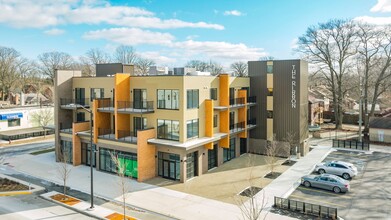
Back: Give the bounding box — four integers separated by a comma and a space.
315, 161, 358, 180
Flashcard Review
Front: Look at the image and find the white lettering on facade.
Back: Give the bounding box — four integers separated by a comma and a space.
291, 65, 297, 108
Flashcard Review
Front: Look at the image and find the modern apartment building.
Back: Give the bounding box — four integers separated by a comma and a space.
54, 60, 308, 183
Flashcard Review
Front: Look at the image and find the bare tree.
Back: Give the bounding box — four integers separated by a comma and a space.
357, 23, 391, 132
110, 152, 131, 220
31, 108, 54, 138
208, 60, 224, 76
86, 48, 111, 64
37, 51, 74, 84
113, 45, 138, 64
265, 134, 280, 176
185, 60, 209, 71
236, 154, 267, 220
297, 19, 358, 129
231, 61, 248, 77
0, 46, 22, 101
259, 56, 275, 61
57, 148, 72, 199
135, 58, 155, 75
283, 132, 297, 164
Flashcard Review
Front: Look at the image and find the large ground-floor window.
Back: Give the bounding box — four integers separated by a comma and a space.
99, 147, 138, 178
81, 143, 96, 167
223, 138, 236, 162
158, 152, 180, 181
60, 140, 73, 164
186, 151, 198, 179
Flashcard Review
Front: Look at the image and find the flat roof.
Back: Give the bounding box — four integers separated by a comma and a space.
0, 127, 46, 136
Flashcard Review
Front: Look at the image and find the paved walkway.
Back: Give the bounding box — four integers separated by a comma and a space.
4, 144, 334, 220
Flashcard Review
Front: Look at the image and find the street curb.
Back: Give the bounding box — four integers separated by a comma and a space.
0, 173, 45, 194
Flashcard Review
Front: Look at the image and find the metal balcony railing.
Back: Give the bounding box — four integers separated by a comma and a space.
118, 130, 137, 143
117, 101, 154, 113
229, 97, 245, 106
60, 98, 90, 107
60, 128, 73, 133
97, 99, 114, 111
229, 121, 245, 133
98, 128, 115, 140
247, 96, 257, 104
248, 118, 257, 126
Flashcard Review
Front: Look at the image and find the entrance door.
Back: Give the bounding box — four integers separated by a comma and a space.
240, 138, 247, 155
133, 117, 147, 137
186, 152, 198, 179
208, 145, 218, 170
133, 89, 147, 109
75, 88, 85, 105
162, 160, 176, 180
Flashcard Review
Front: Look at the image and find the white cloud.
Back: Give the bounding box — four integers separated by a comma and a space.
140, 51, 177, 64
224, 10, 243, 16
354, 16, 391, 25
290, 38, 299, 49
370, 0, 391, 12
186, 35, 199, 40
0, 0, 224, 30
83, 28, 175, 46
44, 28, 65, 35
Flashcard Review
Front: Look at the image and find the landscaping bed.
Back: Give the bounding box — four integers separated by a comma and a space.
0, 178, 29, 192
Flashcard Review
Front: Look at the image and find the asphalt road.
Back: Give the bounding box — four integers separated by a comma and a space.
289, 150, 391, 220
0, 140, 54, 158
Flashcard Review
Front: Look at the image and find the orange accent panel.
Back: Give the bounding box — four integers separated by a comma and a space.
72, 121, 90, 166
238, 89, 247, 138
137, 128, 156, 182
219, 74, 230, 148
204, 142, 213, 150
205, 100, 213, 137
114, 74, 131, 139
93, 99, 111, 144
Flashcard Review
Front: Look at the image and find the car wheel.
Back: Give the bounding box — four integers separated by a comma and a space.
342, 173, 350, 180
318, 169, 325, 174
333, 187, 341, 193
303, 181, 311, 187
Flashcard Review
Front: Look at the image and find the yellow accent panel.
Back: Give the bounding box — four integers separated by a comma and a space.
72, 121, 90, 166
219, 74, 230, 148
137, 128, 156, 182
238, 89, 247, 138
267, 118, 273, 141
205, 100, 213, 137
267, 61, 273, 65
267, 96, 273, 111
205, 142, 213, 150
115, 74, 131, 139
267, 74, 273, 89
219, 74, 229, 107
93, 99, 111, 144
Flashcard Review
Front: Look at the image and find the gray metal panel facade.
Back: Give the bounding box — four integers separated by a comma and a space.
96, 63, 124, 77
249, 60, 308, 145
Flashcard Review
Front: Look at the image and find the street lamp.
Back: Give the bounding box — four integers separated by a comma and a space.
78, 104, 94, 209
359, 77, 363, 143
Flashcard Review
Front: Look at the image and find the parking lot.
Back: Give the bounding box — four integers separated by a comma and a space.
289, 149, 391, 219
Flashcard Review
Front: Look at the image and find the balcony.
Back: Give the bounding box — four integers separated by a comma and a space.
247, 96, 257, 106
97, 99, 114, 113
117, 101, 154, 114
97, 128, 138, 144
229, 121, 245, 134
247, 118, 257, 129
60, 128, 73, 134
229, 97, 245, 108
60, 98, 90, 110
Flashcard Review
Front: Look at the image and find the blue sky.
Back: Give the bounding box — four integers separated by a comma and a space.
0, 0, 390, 67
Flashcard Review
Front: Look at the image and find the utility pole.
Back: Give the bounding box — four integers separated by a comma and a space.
359, 77, 363, 142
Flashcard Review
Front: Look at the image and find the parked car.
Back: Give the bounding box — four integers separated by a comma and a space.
301, 174, 350, 193
315, 161, 358, 179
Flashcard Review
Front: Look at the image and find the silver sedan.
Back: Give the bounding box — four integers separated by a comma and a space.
301, 174, 350, 193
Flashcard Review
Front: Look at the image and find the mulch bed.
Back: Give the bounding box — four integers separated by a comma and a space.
50, 194, 81, 206
282, 160, 297, 166
0, 178, 29, 192
264, 172, 282, 179
105, 213, 136, 220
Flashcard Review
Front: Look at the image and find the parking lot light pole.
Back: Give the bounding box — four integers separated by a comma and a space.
79, 104, 94, 209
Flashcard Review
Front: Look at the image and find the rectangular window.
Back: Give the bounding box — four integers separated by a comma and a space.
213, 115, 218, 128
157, 89, 179, 110
157, 119, 179, 141
90, 88, 104, 101
267, 64, 273, 73
210, 88, 217, 100
8, 119, 20, 127
187, 119, 199, 139
187, 89, 199, 109
99, 148, 138, 178
76, 112, 85, 122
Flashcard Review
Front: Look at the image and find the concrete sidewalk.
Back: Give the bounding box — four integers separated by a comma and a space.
4, 145, 333, 220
